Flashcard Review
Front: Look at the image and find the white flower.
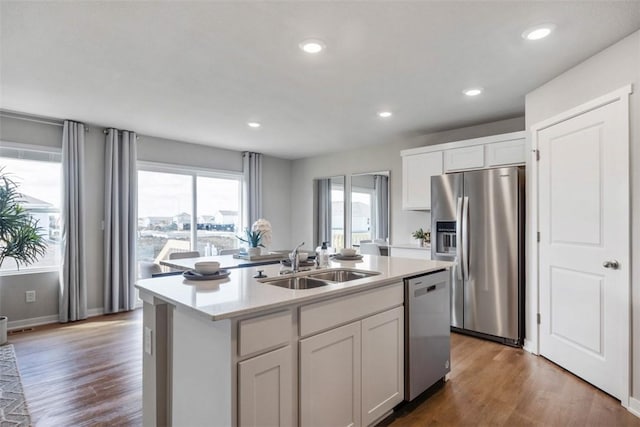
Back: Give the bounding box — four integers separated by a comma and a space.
252, 218, 272, 247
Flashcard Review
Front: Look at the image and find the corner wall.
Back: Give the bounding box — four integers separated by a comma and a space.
525, 30, 640, 401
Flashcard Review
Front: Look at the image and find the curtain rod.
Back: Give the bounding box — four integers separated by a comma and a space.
103, 129, 140, 140
0, 110, 89, 131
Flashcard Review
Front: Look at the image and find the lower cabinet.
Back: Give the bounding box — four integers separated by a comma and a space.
362, 306, 404, 426
300, 306, 404, 427
238, 345, 293, 427
300, 322, 362, 427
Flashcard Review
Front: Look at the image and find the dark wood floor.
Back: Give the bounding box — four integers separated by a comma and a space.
8, 309, 640, 426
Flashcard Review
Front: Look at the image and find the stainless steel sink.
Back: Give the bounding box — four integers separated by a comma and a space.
306, 269, 380, 282
261, 276, 330, 290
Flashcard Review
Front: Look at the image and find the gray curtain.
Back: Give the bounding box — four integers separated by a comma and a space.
59, 120, 87, 322
243, 152, 262, 227
104, 128, 138, 313
315, 179, 332, 246
374, 175, 389, 241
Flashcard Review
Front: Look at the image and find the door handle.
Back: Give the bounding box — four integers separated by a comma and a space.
462, 196, 469, 281
455, 197, 463, 281
603, 260, 620, 270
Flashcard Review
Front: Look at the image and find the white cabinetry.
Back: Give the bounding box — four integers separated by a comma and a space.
238, 346, 293, 427
299, 283, 404, 427
401, 131, 526, 210
402, 151, 443, 210
362, 306, 404, 426
485, 138, 527, 167
300, 322, 362, 427
444, 145, 484, 172
237, 310, 294, 427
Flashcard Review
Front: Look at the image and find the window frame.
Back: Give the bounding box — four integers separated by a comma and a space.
0, 140, 63, 276
136, 160, 244, 255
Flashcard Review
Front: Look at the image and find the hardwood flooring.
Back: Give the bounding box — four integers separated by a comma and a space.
8, 309, 640, 426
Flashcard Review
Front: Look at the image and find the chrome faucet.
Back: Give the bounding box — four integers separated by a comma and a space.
289, 241, 305, 273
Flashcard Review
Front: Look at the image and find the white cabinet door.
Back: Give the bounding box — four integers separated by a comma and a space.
444, 145, 484, 172
238, 346, 293, 427
485, 138, 526, 166
362, 306, 404, 426
402, 151, 443, 210
300, 322, 361, 427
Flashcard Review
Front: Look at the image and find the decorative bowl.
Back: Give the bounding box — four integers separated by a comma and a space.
340, 248, 357, 257
194, 261, 220, 275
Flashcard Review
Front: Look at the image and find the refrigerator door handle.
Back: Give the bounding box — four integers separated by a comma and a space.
462, 196, 470, 281
456, 197, 463, 281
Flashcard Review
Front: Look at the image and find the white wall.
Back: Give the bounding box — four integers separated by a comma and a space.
525, 30, 640, 399
290, 117, 525, 249
0, 115, 292, 325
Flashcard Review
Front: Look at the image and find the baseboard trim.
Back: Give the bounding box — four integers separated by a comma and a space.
628, 397, 640, 418
8, 307, 109, 330
7, 314, 59, 330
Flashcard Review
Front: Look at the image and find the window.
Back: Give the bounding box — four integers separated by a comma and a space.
0, 144, 62, 274
137, 164, 242, 276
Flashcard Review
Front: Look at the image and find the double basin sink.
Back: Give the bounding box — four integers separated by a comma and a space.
260, 268, 380, 290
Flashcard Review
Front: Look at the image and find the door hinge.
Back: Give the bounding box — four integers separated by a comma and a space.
537, 231, 540, 242
534, 149, 540, 161
537, 313, 541, 325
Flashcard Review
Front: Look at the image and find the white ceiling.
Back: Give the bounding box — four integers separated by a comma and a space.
1, 1, 639, 160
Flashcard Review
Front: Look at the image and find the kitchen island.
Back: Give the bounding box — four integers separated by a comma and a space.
136, 255, 452, 427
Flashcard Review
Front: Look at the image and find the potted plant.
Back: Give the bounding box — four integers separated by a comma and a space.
411, 228, 427, 247
0, 170, 47, 345
237, 228, 265, 257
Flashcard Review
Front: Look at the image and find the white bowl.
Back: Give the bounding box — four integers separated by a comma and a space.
297, 252, 309, 262
340, 248, 357, 257
194, 261, 220, 275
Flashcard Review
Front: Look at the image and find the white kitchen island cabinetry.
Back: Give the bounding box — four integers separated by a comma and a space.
300, 322, 362, 427
239, 346, 294, 426
401, 131, 526, 210
299, 283, 404, 427
136, 256, 452, 427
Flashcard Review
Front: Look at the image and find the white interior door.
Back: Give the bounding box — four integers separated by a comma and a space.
537, 90, 630, 402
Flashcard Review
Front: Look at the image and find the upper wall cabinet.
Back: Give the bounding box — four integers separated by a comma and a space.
401, 131, 527, 210
402, 151, 443, 210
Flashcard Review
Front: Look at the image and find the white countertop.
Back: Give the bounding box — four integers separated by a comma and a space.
389, 243, 431, 250
136, 255, 452, 321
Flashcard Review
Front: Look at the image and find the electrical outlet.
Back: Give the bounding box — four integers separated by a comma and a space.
25, 290, 36, 303
144, 326, 153, 355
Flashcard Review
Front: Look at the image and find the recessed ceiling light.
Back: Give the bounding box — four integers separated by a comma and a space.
247, 122, 261, 128
522, 24, 555, 41
463, 88, 483, 97
378, 111, 392, 118
299, 39, 325, 54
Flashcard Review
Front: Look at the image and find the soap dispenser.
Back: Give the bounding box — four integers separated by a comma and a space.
318, 241, 330, 268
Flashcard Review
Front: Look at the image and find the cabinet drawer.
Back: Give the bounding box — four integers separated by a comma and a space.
238, 310, 292, 357
299, 283, 403, 337
444, 145, 484, 172
485, 139, 526, 166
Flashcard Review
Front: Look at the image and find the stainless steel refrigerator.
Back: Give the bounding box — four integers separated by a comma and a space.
431, 166, 525, 346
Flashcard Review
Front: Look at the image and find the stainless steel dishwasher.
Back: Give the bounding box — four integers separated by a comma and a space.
404, 269, 451, 401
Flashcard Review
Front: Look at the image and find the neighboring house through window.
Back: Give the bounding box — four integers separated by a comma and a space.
137, 162, 242, 277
